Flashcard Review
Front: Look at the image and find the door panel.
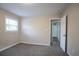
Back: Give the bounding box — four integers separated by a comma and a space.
60, 15, 66, 52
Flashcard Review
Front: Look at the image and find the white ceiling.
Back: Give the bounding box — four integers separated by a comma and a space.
0, 3, 69, 17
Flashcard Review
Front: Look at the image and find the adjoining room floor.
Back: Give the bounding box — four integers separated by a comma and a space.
0, 43, 68, 56
52, 37, 60, 46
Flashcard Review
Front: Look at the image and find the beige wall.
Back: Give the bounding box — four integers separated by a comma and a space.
62, 4, 79, 56
20, 16, 60, 46
0, 9, 20, 51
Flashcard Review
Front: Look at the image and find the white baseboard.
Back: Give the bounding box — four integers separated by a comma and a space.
0, 42, 50, 52
21, 42, 50, 46
0, 42, 19, 52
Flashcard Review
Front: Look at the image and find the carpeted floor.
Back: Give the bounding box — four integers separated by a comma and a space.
0, 43, 68, 56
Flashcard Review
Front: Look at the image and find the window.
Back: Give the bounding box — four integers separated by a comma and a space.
5, 17, 18, 31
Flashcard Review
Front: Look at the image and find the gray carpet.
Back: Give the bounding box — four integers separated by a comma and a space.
0, 43, 68, 56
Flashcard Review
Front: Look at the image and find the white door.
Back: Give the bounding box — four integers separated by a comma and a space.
60, 15, 67, 52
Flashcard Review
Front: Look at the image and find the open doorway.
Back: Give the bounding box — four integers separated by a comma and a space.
50, 19, 61, 46
50, 15, 68, 54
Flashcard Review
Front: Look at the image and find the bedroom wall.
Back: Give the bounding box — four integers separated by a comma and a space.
20, 15, 60, 46
62, 4, 79, 56
0, 9, 20, 51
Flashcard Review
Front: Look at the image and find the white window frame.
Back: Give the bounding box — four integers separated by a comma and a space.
5, 16, 18, 32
